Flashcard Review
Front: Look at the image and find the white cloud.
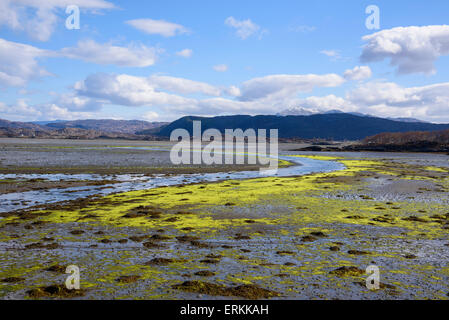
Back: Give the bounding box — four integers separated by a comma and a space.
56, 93, 101, 112
126, 19, 189, 37
213, 64, 228, 72
361, 25, 449, 74
0, 0, 115, 41
12, 66, 449, 123
0, 38, 52, 87
320, 50, 342, 60
74, 73, 197, 107
299, 95, 354, 112
346, 81, 449, 122
142, 111, 160, 121
225, 86, 241, 97
344, 66, 372, 81
0, 99, 37, 119
69, 72, 347, 117
0, 99, 94, 121
41, 103, 94, 120
238, 73, 346, 101
0, 38, 161, 88
148, 75, 221, 96
0, 1, 20, 30
225, 17, 261, 40
176, 49, 193, 58
60, 40, 159, 67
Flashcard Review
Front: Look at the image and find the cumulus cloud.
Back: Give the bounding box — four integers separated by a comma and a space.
0, 1, 20, 30
277, 80, 449, 122
225, 17, 261, 39
346, 81, 449, 122
361, 25, 449, 75
283, 81, 449, 122
0, 37, 161, 88
60, 40, 159, 67
65, 71, 348, 118
126, 19, 189, 37
0, 38, 52, 87
74, 73, 197, 107
147, 75, 221, 96
0, 99, 94, 121
213, 64, 228, 72
0, 99, 37, 119
13, 66, 449, 123
344, 66, 372, 81
0, 0, 115, 41
176, 49, 193, 58
299, 95, 354, 112
56, 93, 102, 112
141, 111, 160, 121
238, 73, 346, 101
225, 86, 241, 97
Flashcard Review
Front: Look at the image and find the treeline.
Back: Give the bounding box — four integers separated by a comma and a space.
363, 129, 449, 145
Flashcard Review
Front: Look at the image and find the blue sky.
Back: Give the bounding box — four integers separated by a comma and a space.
1, 0, 449, 122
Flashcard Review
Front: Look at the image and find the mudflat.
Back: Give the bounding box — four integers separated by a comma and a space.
0, 139, 448, 300
0, 139, 262, 175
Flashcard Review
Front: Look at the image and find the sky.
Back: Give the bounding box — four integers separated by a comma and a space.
1, 0, 449, 123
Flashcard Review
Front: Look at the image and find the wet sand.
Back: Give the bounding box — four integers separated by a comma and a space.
0, 139, 263, 175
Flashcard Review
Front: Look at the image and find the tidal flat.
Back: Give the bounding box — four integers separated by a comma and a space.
0, 139, 448, 300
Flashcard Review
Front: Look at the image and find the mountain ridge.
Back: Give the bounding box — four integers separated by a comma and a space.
0, 119, 167, 140
149, 114, 449, 141
2, 114, 449, 141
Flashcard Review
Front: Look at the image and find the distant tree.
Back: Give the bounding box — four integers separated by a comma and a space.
363, 129, 449, 145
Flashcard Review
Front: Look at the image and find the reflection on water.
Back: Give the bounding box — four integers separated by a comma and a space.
0, 155, 344, 213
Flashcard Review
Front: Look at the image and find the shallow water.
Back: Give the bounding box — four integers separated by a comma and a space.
0, 154, 344, 213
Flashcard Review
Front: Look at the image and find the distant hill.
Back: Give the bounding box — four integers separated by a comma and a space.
294, 128, 449, 153
339, 129, 449, 152
279, 108, 427, 123
45, 119, 168, 134
153, 114, 449, 141
0, 118, 167, 140
0, 119, 50, 131
2, 114, 449, 141
363, 129, 449, 145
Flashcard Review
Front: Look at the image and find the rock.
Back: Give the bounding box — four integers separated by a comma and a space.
310, 232, 327, 237
145, 258, 174, 266
27, 284, 86, 298
194, 271, 215, 277
46, 264, 66, 273
1, 277, 25, 283
348, 250, 370, 255
70, 230, 84, 235
115, 275, 140, 284
330, 266, 364, 277
300, 235, 318, 242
